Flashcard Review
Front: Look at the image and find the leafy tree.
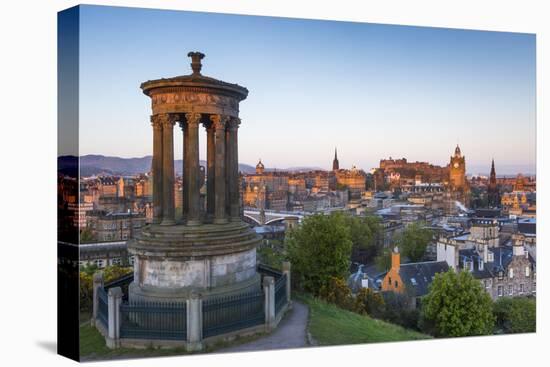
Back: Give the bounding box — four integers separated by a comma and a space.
421, 269, 495, 337
375, 247, 392, 272
286, 212, 352, 296
379, 291, 419, 330
494, 297, 536, 334
79, 265, 133, 312
319, 276, 354, 311
346, 215, 381, 260
257, 244, 285, 270
395, 222, 432, 262
356, 287, 385, 317
80, 227, 95, 243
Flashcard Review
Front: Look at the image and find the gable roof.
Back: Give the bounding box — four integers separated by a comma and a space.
398, 261, 449, 297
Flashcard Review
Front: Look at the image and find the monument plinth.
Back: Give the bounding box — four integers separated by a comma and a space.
128, 52, 261, 303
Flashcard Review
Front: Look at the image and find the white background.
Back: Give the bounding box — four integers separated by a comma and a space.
0, 1, 547, 366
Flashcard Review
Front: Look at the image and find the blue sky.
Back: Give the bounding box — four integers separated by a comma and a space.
71, 5, 536, 175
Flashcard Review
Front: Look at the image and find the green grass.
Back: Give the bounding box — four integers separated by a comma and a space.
79, 323, 267, 361
297, 294, 431, 346
79, 324, 190, 361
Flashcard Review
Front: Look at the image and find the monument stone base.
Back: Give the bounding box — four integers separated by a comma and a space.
127, 221, 262, 303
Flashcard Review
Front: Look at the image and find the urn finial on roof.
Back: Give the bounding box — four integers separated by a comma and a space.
187, 51, 205, 75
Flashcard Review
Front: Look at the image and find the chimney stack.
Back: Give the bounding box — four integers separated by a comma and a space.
391, 246, 401, 270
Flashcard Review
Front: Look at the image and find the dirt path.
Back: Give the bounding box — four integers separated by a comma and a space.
217, 301, 310, 353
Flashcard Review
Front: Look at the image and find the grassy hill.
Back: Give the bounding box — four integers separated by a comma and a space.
298, 294, 431, 346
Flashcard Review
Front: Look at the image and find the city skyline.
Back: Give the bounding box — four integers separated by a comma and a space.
67, 5, 536, 175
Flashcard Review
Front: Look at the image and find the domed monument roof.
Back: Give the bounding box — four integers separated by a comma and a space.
140, 52, 248, 118
141, 52, 248, 100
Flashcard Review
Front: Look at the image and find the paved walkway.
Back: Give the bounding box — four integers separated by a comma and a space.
218, 301, 309, 353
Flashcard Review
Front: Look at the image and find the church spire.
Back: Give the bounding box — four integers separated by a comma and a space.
332, 147, 339, 171
488, 158, 499, 208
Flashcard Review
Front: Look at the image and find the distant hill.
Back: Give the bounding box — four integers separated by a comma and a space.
59, 155, 257, 176
58, 155, 326, 177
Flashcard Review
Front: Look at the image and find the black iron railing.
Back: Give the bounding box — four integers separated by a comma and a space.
97, 286, 108, 329
120, 301, 187, 340
202, 291, 264, 338
257, 263, 283, 280
275, 273, 287, 315
104, 273, 134, 302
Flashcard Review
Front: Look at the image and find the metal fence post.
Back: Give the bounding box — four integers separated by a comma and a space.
106, 287, 122, 349
92, 272, 104, 326
282, 261, 291, 303
263, 276, 275, 330
186, 291, 203, 352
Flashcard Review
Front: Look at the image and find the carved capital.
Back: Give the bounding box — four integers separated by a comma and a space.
185, 112, 202, 127
226, 117, 241, 131
154, 113, 177, 128
210, 114, 230, 130
150, 115, 163, 129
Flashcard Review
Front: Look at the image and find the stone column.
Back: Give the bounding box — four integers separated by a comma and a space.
91, 272, 104, 326
211, 114, 229, 224
151, 115, 164, 224
282, 261, 291, 303
263, 276, 275, 331
181, 121, 189, 221
226, 118, 241, 221
160, 114, 176, 226
106, 287, 123, 349
186, 291, 203, 352
185, 113, 202, 225
206, 123, 216, 219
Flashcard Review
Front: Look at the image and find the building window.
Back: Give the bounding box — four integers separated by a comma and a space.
509, 268, 514, 278
394, 281, 398, 288
497, 285, 503, 297
519, 284, 524, 294
525, 266, 530, 277
388, 277, 392, 285
508, 285, 513, 295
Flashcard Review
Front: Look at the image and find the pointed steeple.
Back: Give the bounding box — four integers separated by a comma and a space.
332, 147, 339, 171
454, 144, 462, 157
490, 158, 497, 184
488, 158, 499, 208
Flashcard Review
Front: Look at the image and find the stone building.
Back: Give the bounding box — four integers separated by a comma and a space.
379, 157, 449, 184
242, 159, 290, 210
79, 241, 134, 268
335, 165, 366, 202
87, 211, 147, 242
448, 144, 470, 207
381, 247, 449, 308
456, 243, 536, 300
436, 218, 536, 300
134, 173, 152, 198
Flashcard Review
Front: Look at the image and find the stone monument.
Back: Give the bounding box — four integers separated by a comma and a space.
128, 52, 262, 303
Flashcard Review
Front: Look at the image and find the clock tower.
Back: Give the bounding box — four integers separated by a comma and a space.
449, 144, 466, 190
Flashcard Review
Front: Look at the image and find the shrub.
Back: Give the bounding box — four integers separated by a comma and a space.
421, 269, 494, 337
493, 297, 536, 334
